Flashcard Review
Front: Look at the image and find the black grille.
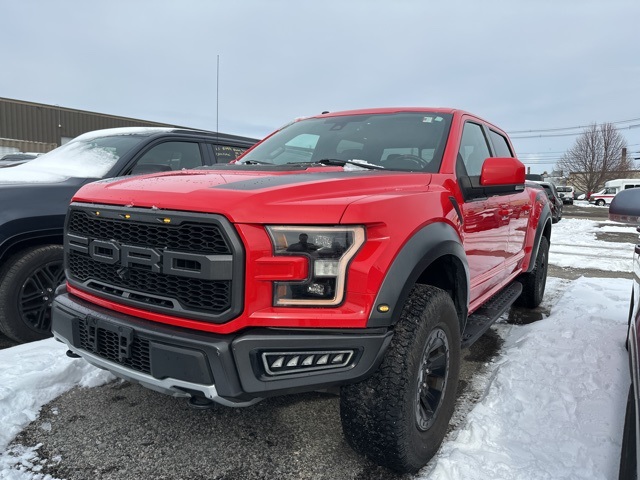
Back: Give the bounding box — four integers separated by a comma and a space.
77, 320, 151, 374
69, 252, 231, 313
68, 210, 231, 255
65, 205, 243, 322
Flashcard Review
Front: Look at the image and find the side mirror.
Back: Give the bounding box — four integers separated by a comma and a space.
609, 188, 640, 224
480, 157, 525, 186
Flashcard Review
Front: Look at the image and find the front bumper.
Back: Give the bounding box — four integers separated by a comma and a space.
52, 287, 393, 406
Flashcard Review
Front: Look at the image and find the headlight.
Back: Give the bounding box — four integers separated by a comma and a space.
266, 226, 366, 306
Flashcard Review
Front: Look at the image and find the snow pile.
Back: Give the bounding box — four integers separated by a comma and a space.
0, 338, 113, 475
424, 276, 631, 480
549, 218, 636, 271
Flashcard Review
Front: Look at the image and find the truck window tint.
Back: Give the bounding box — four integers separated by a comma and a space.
489, 130, 513, 157
459, 123, 491, 176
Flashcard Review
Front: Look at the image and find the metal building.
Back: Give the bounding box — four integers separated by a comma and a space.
0, 97, 186, 156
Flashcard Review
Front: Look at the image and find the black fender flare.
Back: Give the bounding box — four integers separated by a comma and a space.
526, 202, 552, 273
367, 221, 469, 329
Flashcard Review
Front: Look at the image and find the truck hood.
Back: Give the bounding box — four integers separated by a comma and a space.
73, 167, 433, 224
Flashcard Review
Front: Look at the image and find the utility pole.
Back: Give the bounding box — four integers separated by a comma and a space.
216, 55, 220, 137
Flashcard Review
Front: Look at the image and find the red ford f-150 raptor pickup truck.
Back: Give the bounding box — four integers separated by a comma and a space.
52, 108, 551, 473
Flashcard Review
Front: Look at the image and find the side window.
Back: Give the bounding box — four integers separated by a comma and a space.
489, 130, 513, 157
458, 122, 491, 176
134, 141, 203, 172
213, 145, 248, 163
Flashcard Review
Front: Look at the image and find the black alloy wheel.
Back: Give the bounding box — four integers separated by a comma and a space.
416, 328, 449, 431
0, 245, 64, 343
19, 260, 65, 332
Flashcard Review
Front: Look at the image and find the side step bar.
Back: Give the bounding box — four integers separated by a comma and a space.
461, 282, 523, 349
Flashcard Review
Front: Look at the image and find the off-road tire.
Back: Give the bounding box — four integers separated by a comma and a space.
340, 284, 461, 473
0, 245, 64, 343
516, 236, 549, 308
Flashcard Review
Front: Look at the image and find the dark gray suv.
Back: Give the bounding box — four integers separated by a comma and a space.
0, 127, 257, 343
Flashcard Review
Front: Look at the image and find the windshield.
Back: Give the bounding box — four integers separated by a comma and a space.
241, 112, 453, 172
4, 134, 146, 179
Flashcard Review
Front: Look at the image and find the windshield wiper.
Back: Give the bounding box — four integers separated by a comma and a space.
317, 158, 385, 170
237, 159, 272, 165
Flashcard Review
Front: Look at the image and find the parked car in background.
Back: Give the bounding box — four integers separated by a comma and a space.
591, 178, 640, 206
556, 185, 574, 204
530, 181, 562, 223
0, 152, 40, 168
609, 188, 640, 480
0, 127, 257, 343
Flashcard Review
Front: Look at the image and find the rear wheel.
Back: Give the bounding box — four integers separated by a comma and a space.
0, 245, 64, 343
340, 285, 461, 473
596, 199, 606, 206
516, 236, 549, 308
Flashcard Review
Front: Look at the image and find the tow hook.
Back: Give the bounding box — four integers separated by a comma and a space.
66, 350, 81, 358
188, 396, 217, 409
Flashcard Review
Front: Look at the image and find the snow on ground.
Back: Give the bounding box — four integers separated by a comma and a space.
549, 218, 637, 272
0, 340, 113, 479
423, 276, 631, 480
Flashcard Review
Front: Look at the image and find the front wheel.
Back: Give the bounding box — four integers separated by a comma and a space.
340, 285, 461, 473
0, 245, 64, 343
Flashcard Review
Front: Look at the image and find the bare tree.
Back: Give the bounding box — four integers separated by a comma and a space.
557, 123, 633, 195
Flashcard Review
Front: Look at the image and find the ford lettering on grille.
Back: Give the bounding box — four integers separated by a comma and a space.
67, 233, 233, 281
64, 204, 244, 323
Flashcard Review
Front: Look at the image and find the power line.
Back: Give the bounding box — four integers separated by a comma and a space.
511, 123, 640, 139
507, 116, 640, 134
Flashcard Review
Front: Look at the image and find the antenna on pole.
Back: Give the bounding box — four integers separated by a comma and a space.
216, 54, 220, 139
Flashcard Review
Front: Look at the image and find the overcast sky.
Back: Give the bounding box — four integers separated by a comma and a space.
1, 0, 639, 173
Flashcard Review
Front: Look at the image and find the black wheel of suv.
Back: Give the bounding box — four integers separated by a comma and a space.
0, 245, 64, 343
515, 236, 549, 309
340, 284, 461, 473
